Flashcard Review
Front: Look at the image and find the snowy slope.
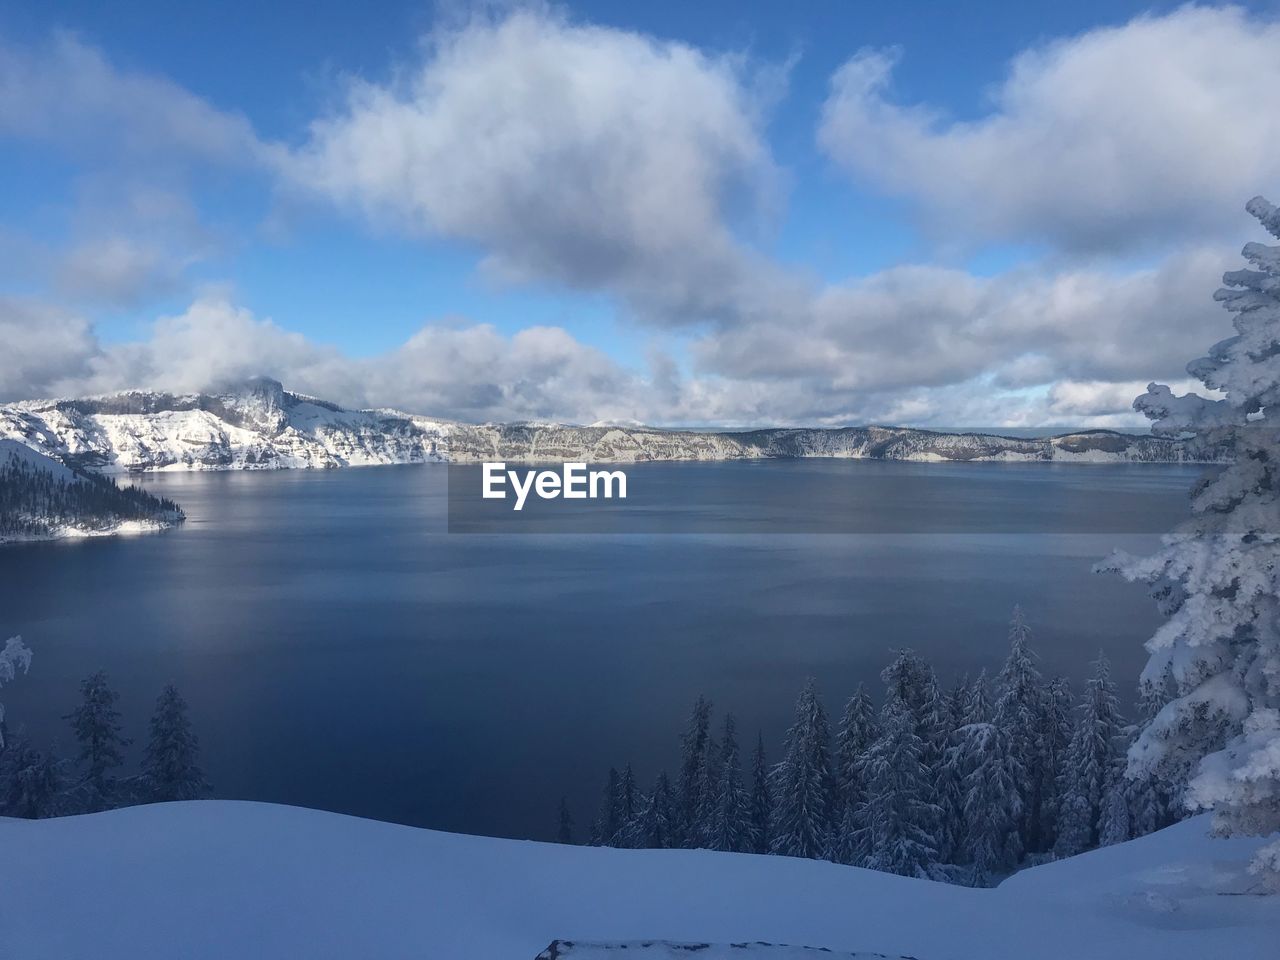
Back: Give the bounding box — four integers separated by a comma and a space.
0, 802, 1273, 960
0, 379, 1220, 472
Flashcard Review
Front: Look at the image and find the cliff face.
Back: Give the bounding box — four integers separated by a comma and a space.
0, 379, 1217, 472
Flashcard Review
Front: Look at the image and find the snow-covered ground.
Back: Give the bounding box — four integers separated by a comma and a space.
1, 802, 1273, 960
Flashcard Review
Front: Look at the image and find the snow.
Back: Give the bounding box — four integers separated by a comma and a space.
0, 438, 77, 482
1, 802, 1273, 960
536, 942, 909, 958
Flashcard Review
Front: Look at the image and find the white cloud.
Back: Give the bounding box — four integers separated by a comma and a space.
0, 32, 267, 166
283, 6, 794, 324
818, 5, 1280, 252
0, 299, 100, 400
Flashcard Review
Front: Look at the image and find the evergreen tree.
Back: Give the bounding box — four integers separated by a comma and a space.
707, 713, 753, 853
140, 684, 207, 803
770, 678, 834, 859
1128, 672, 1176, 836
612, 762, 640, 846
676, 695, 713, 846
881, 649, 935, 725
0, 636, 32, 749
0, 736, 65, 819
749, 732, 773, 854
994, 606, 1049, 852
858, 699, 941, 878
1037, 676, 1074, 852
1055, 653, 1126, 857
638, 773, 677, 849
919, 675, 955, 861
958, 720, 1024, 884
963, 670, 993, 725
556, 796, 574, 844
65, 670, 130, 812
832, 684, 878, 823
589, 767, 621, 846
1100, 196, 1280, 886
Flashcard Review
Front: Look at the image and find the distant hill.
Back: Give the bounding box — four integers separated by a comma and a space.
0, 439, 184, 543
0, 378, 1227, 473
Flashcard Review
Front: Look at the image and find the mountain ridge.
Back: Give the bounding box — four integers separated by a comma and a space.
0, 378, 1226, 472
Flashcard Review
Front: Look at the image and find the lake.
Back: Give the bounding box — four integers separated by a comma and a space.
0, 460, 1200, 841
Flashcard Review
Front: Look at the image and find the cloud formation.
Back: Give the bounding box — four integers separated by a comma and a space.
818, 5, 1280, 253
283, 6, 795, 324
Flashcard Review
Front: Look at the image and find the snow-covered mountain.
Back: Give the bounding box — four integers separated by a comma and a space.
0, 379, 1219, 473
2, 802, 1273, 959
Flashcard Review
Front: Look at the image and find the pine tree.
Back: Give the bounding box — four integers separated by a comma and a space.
994, 606, 1048, 852
638, 772, 677, 849
140, 684, 207, 803
1128, 671, 1176, 836
770, 678, 834, 859
0, 636, 32, 749
707, 713, 753, 853
0, 736, 65, 818
1037, 676, 1074, 852
881, 649, 935, 725
832, 684, 878, 823
612, 762, 640, 846
963, 670, 993, 725
556, 797, 574, 844
958, 720, 1024, 884
1100, 196, 1280, 886
858, 699, 941, 878
676, 695, 712, 846
749, 732, 773, 854
589, 767, 621, 846
65, 670, 130, 812
1055, 653, 1126, 857
919, 675, 955, 861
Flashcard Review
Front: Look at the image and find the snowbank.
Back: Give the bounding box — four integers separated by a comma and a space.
1, 802, 1273, 959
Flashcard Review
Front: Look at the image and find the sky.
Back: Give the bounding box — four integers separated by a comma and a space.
2, 0, 1279, 427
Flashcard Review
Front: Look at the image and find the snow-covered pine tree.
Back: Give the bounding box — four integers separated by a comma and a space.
707, 713, 754, 853
676, 695, 713, 846
1054, 653, 1126, 858
589, 767, 621, 846
963, 670, 993, 726
770, 678, 834, 859
638, 772, 677, 849
994, 606, 1049, 852
958, 719, 1024, 884
556, 797, 574, 844
832, 684, 878, 825
1037, 676, 1074, 852
0, 635, 32, 749
881, 649, 935, 726
611, 762, 641, 847
750, 731, 773, 854
1100, 197, 1280, 887
65, 670, 130, 813
1098, 766, 1133, 847
1128, 670, 1177, 837
919, 675, 955, 861
693, 727, 724, 847
0, 736, 65, 818
858, 698, 942, 878
140, 684, 207, 803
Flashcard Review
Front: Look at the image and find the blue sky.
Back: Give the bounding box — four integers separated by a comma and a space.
2, 2, 1278, 425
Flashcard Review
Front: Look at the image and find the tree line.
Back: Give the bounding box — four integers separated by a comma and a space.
0, 454, 183, 538
568, 607, 1178, 886
0, 669, 208, 818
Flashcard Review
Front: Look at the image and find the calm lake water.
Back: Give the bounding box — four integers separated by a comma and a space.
0, 460, 1200, 840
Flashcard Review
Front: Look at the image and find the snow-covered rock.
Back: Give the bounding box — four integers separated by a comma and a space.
0, 803, 1273, 960
0, 380, 1221, 473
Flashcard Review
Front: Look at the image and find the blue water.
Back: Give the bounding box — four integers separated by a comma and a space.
0, 460, 1199, 840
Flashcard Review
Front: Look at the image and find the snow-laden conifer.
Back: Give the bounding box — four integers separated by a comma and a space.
140, 684, 207, 803
1100, 197, 1280, 885
770, 678, 833, 859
